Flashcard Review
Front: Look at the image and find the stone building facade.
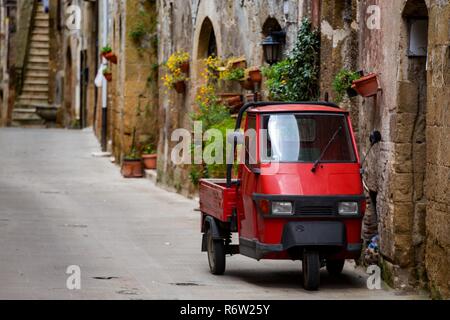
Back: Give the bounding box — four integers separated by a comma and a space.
317, 0, 449, 298
157, 0, 449, 298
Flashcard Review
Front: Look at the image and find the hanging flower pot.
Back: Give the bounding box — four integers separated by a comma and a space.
173, 81, 186, 94
229, 57, 247, 70
101, 45, 113, 59
103, 71, 113, 82
121, 159, 144, 178
352, 73, 380, 97
180, 61, 190, 75
104, 52, 118, 64
248, 69, 262, 83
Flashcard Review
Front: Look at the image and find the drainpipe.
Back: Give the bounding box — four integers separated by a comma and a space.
101, 0, 108, 152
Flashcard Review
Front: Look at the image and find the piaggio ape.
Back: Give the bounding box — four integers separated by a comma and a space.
199, 102, 381, 291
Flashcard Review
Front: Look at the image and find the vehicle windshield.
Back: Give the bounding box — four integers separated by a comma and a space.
261, 114, 356, 163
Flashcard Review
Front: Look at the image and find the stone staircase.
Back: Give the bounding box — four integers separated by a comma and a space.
13, 2, 52, 127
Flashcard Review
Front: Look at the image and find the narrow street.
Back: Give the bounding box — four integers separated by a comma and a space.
0, 128, 423, 300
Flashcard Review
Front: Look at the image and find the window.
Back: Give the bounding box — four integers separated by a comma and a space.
261, 114, 356, 163
407, 19, 428, 57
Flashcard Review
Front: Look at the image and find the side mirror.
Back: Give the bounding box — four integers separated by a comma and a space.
370, 131, 382, 146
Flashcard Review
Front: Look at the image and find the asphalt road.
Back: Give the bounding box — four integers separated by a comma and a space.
0, 128, 424, 300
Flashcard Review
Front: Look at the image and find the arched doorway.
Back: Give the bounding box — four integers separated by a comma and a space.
197, 18, 217, 59
393, 0, 428, 280
64, 47, 74, 128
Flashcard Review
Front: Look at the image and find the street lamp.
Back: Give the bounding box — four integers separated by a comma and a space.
261, 31, 286, 65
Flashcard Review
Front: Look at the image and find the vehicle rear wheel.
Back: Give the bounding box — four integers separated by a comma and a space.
206, 228, 226, 275
326, 259, 345, 276
302, 250, 320, 291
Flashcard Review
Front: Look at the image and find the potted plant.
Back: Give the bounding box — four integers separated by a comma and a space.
121, 130, 143, 178
227, 57, 247, 70
247, 67, 262, 83
101, 45, 117, 64
163, 51, 190, 93
103, 68, 112, 82
352, 73, 380, 97
332, 69, 361, 103
221, 67, 245, 82
101, 45, 112, 58
141, 144, 157, 170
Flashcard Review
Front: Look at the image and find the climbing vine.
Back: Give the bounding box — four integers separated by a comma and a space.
263, 18, 320, 101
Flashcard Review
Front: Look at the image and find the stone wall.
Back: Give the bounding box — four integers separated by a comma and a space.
107, 0, 159, 162
424, 0, 450, 299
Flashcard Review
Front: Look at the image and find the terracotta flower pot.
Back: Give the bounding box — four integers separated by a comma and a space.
173, 81, 186, 94
352, 73, 380, 97
231, 59, 247, 70
180, 61, 190, 75
101, 51, 112, 59
103, 73, 113, 82
142, 154, 157, 170
240, 80, 254, 91
249, 69, 262, 83
121, 159, 144, 178
104, 52, 118, 64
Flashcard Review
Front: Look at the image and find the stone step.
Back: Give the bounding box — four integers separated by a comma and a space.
30, 34, 49, 42
12, 109, 43, 122
26, 63, 49, 71
19, 93, 49, 101
32, 28, 49, 35
17, 99, 49, 107
22, 84, 49, 93
23, 78, 49, 85
30, 41, 49, 49
29, 48, 49, 56
34, 19, 49, 28
21, 88, 48, 95
25, 70, 49, 79
28, 55, 49, 63
35, 12, 49, 20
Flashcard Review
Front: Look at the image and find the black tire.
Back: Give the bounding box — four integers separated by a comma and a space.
326, 259, 345, 276
302, 250, 320, 291
206, 228, 226, 275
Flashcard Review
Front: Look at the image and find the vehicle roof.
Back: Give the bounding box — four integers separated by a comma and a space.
248, 104, 347, 114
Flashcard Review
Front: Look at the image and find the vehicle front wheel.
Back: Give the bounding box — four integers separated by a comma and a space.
302, 250, 320, 291
206, 229, 226, 275
326, 259, 345, 276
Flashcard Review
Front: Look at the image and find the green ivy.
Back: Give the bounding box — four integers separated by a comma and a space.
332, 69, 361, 103
263, 19, 320, 101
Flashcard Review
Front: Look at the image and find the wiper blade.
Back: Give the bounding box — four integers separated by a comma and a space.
311, 126, 343, 173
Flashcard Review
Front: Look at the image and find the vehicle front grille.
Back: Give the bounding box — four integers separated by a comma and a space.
296, 206, 335, 215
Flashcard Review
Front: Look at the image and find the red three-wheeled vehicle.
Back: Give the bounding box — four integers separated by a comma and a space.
199, 102, 380, 291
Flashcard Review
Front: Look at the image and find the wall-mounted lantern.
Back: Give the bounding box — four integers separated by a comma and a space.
261, 31, 286, 65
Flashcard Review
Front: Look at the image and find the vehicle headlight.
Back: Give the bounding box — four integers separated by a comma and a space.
338, 202, 359, 216
272, 202, 294, 215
